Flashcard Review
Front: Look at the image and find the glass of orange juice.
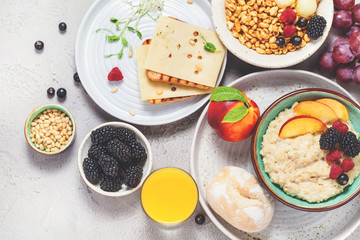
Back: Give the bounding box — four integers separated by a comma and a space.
141, 168, 199, 226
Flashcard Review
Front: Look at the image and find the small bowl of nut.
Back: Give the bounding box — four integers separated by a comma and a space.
212, 0, 333, 68
24, 104, 76, 155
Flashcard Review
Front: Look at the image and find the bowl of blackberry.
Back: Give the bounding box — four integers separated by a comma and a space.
78, 122, 153, 197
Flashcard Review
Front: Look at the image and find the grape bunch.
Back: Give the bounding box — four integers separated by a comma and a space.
318, 1, 360, 83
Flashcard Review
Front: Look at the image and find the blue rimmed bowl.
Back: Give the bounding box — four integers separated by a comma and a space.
251, 88, 360, 211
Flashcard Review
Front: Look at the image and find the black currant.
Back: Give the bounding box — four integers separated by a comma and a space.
195, 214, 205, 225
73, 72, 81, 83
47, 87, 55, 96
296, 17, 308, 28
337, 173, 349, 185
34, 41, 44, 50
57, 88, 67, 98
59, 22, 67, 31
290, 36, 302, 47
276, 37, 285, 47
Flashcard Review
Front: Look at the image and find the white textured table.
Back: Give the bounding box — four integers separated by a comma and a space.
1, 0, 360, 239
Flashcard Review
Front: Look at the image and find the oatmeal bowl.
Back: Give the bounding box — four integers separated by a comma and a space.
212, 0, 333, 68
251, 88, 360, 211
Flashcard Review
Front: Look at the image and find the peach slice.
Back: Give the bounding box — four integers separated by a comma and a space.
316, 98, 350, 122
293, 101, 338, 124
279, 116, 327, 138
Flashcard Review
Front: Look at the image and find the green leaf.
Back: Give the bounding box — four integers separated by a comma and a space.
204, 42, 216, 53
136, 30, 142, 39
221, 106, 248, 123
107, 36, 120, 42
127, 26, 135, 31
110, 17, 118, 23
122, 36, 128, 46
210, 86, 247, 102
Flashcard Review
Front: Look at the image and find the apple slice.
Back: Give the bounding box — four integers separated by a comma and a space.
293, 101, 338, 124
279, 116, 327, 138
316, 98, 350, 122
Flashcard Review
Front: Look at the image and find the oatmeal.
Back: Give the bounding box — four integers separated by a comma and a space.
260, 103, 360, 203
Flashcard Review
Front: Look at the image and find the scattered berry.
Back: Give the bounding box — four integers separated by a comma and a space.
283, 24, 297, 38
280, 8, 297, 23
88, 144, 107, 161
326, 149, 342, 163
83, 157, 102, 184
90, 126, 118, 145
290, 36, 302, 46
59, 22, 67, 31
108, 67, 124, 81
106, 138, 132, 165
339, 131, 360, 157
195, 214, 205, 225
34, 40, 44, 50
57, 88, 67, 98
329, 164, 342, 179
320, 127, 341, 150
100, 176, 123, 192
98, 154, 120, 178
296, 17, 308, 28
276, 37, 285, 47
306, 15, 327, 40
73, 72, 80, 83
341, 158, 355, 172
124, 165, 143, 188
47, 87, 55, 96
337, 173, 349, 185
332, 120, 349, 134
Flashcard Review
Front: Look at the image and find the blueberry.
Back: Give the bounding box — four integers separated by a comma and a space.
195, 214, 205, 225
296, 17, 308, 28
59, 22, 67, 31
276, 37, 285, 47
337, 173, 349, 185
290, 36, 302, 47
47, 87, 55, 96
34, 41, 44, 50
57, 88, 67, 98
73, 72, 80, 83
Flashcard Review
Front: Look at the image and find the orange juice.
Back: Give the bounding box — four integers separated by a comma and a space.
141, 168, 198, 225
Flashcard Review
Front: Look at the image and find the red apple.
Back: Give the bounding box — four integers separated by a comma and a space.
207, 95, 260, 142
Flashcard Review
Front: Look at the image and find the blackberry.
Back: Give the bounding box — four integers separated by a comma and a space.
88, 144, 106, 161
319, 128, 341, 150
100, 176, 122, 192
128, 141, 147, 164
118, 127, 136, 144
339, 132, 360, 157
106, 138, 132, 165
98, 154, 120, 178
124, 165, 143, 188
83, 158, 102, 184
90, 126, 118, 145
306, 15, 327, 40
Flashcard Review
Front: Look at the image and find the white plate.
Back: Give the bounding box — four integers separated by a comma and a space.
211, 0, 333, 68
75, 0, 226, 126
190, 70, 360, 240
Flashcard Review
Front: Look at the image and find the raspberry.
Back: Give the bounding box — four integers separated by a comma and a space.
326, 149, 342, 163
329, 164, 342, 179
280, 8, 296, 23
341, 159, 355, 172
332, 121, 349, 134
283, 25, 297, 38
108, 67, 124, 81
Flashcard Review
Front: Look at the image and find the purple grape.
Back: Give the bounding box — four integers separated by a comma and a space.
353, 4, 360, 24
350, 32, 360, 57
347, 26, 360, 38
354, 66, 360, 84
336, 65, 354, 82
333, 10, 353, 30
333, 44, 355, 63
318, 51, 339, 73
333, 37, 350, 48
334, 0, 355, 11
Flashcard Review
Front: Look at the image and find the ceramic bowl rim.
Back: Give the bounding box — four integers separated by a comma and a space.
77, 121, 153, 197
24, 103, 76, 155
251, 88, 360, 211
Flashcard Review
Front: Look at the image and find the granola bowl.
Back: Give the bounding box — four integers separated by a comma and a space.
212, 0, 333, 68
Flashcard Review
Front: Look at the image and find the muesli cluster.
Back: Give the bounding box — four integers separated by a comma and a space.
225, 0, 326, 55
